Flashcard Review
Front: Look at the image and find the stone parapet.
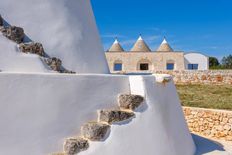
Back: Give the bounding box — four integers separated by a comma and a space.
154, 70, 232, 84
183, 107, 232, 141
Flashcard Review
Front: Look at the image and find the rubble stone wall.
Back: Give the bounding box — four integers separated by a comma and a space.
183, 107, 232, 141
154, 70, 232, 85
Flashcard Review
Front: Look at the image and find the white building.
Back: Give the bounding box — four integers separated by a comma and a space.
184, 52, 209, 70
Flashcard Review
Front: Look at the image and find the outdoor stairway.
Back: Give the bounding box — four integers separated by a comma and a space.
51, 94, 145, 155
50, 75, 172, 155
0, 14, 74, 73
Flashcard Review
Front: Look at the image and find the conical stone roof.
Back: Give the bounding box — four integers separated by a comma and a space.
108, 38, 124, 52
157, 38, 173, 52
131, 36, 151, 52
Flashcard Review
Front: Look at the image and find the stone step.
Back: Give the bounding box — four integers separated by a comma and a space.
0, 15, 75, 74
63, 137, 89, 155
98, 109, 135, 124
81, 122, 110, 141
118, 94, 144, 111
19, 42, 45, 57
155, 75, 172, 84
43, 57, 62, 72
50, 93, 146, 154
2, 26, 24, 43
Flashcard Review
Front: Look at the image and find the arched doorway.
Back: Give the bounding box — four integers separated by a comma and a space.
137, 59, 152, 71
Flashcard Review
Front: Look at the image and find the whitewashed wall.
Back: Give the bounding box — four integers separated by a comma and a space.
0, 0, 109, 73
0, 73, 195, 155
184, 52, 209, 70
0, 73, 130, 155
85, 75, 196, 155
0, 35, 50, 73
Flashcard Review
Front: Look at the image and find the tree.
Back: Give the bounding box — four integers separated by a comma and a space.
209, 57, 220, 67
221, 54, 232, 69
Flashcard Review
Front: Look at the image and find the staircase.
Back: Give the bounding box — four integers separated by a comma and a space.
0, 14, 74, 74
51, 93, 145, 155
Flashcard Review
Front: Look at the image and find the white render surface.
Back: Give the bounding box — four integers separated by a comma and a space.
0, 0, 108, 73
0, 73, 195, 155
0, 35, 50, 73
82, 75, 196, 155
0, 73, 129, 155
184, 52, 209, 70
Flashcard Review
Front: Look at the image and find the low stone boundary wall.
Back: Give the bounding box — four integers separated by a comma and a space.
154, 70, 232, 84
183, 107, 232, 141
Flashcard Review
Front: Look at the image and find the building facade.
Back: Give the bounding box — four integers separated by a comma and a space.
105, 36, 209, 74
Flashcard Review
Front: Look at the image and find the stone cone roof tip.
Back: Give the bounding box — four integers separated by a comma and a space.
157, 38, 174, 52
138, 35, 143, 41
114, 38, 119, 44
108, 38, 124, 52
130, 35, 151, 52
162, 38, 168, 44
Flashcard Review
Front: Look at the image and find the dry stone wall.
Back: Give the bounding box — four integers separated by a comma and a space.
183, 107, 232, 141
154, 70, 232, 85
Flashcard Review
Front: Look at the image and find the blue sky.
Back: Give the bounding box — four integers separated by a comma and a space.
91, 0, 232, 60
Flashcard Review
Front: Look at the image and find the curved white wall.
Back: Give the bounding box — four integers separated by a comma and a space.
0, 73, 129, 155
0, 73, 195, 155
83, 75, 196, 155
184, 53, 209, 70
0, 35, 50, 72
0, 0, 109, 73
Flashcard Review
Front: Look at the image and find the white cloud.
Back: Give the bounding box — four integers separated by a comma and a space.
101, 34, 126, 38
146, 35, 161, 42
121, 39, 136, 46
148, 27, 167, 33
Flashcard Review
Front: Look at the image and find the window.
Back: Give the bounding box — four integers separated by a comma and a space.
140, 63, 149, 70
188, 64, 198, 70
167, 63, 174, 70
114, 63, 122, 71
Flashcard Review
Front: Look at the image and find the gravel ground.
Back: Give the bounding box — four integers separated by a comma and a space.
209, 138, 232, 154
193, 134, 232, 155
